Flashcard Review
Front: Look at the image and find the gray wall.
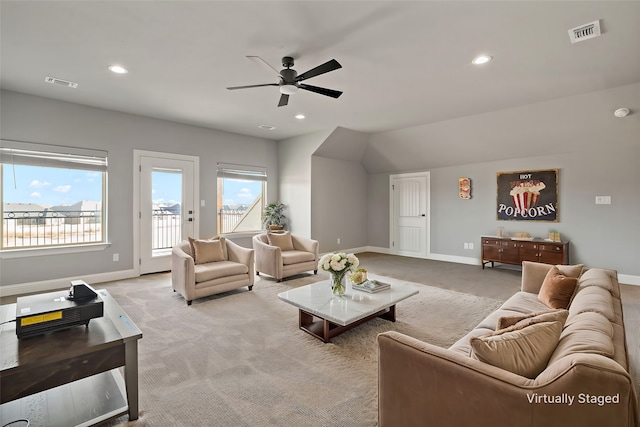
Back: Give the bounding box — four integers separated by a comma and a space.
278, 129, 332, 237
311, 155, 368, 253
366, 146, 640, 278
1, 90, 278, 286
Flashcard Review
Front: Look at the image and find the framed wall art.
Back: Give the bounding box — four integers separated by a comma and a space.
496, 169, 558, 222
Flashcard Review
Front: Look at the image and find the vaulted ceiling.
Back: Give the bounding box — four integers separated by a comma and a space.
2, 1, 639, 147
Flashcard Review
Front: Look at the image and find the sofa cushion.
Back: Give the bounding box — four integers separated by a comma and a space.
569, 285, 614, 321
548, 312, 615, 365
575, 268, 615, 294
267, 231, 294, 251
538, 266, 578, 309
281, 250, 315, 265
521, 262, 583, 294
193, 261, 248, 283
497, 309, 569, 330
189, 237, 226, 264
470, 321, 563, 378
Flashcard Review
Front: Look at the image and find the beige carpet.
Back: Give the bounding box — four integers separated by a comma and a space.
101, 272, 502, 427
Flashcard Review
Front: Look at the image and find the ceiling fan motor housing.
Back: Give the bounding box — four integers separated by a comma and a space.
280, 68, 298, 84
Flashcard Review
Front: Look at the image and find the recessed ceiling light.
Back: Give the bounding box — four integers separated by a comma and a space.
295, 114, 305, 120
108, 65, 128, 74
258, 124, 276, 130
472, 55, 493, 65
613, 107, 630, 118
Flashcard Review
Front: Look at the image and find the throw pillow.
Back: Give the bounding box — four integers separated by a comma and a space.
267, 231, 294, 251
188, 237, 226, 264
470, 320, 563, 378
497, 309, 569, 330
538, 266, 579, 309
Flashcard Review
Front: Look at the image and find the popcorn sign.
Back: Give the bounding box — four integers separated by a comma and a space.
496, 169, 558, 222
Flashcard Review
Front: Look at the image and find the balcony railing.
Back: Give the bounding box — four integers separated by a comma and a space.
218, 209, 246, 234
2, 210, 102, 249
2, 209, 183, 250
152, 210, 181, 250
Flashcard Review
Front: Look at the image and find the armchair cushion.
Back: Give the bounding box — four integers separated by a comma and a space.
281, 250, 316, 265
267, 231, 294, 251
188, 236, 227, 264
194, 261, 249, 283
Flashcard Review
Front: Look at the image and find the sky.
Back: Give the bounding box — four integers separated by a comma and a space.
3, 164, 102, 206
222, 178, 262, 206
3, 165, 263, 208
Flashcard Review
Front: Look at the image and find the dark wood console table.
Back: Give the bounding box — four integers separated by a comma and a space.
481, 236, 569, 269
0, 289, 142, 426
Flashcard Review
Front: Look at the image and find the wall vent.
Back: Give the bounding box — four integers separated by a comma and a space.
45, 76, 78, 88
568, 20, 601, 44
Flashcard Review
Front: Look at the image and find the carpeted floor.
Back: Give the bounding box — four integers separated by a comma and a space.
100, 270, 503, 426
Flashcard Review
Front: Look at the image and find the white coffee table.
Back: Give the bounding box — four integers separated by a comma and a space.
277, 279, 418, 342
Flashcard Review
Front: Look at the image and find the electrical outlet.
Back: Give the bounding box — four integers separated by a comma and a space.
113, 253, 119, 262
469, 243, 474, 250
337, 238, 341, 245
595, 196, 611, 205
464, 243, 469, 249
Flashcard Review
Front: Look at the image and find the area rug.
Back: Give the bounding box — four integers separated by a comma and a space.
102, 273, 503, 427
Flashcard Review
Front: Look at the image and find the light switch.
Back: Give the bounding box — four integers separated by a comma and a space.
201, 200, 206, 207
595, 196, 611, 205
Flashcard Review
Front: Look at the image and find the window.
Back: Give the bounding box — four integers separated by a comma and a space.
1, 140, 107, 250
216, 164, 266, 233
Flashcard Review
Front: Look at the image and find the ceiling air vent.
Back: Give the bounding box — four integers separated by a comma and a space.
45, 76, 78, 88
568, 20, 601, 44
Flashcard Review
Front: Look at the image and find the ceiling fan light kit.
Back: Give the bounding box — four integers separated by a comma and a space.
227, 55, 342, 107
280, 84, 299, 95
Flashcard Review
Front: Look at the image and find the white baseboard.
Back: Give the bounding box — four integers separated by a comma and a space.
0, 269, 138, 297
618, 274, 640, 286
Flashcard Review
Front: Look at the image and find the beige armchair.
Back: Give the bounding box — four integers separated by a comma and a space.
171, 237, 254, 305
253, 232, 319, 282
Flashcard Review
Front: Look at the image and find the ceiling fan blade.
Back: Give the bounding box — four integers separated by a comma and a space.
227, 83, 278, 90
246, 56, 281, 76
299, 83, 343, 98
296, 59, 342, 81
278, 94, 289, 107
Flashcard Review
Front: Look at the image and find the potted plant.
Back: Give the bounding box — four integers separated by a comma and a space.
263, 202, 286, 230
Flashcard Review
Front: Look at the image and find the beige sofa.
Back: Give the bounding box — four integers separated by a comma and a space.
171, 237, 254, 305
378, 261, 638, 427
252, 232, 319, 282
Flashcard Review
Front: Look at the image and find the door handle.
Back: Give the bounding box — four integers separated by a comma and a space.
188, 218, 193, 222
421, 214, 426, 217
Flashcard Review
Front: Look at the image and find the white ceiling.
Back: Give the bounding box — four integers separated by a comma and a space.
1, 1, 639, 142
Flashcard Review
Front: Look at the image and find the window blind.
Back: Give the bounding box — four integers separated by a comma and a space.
0, 140, 108, 172
217, 163, 267, 181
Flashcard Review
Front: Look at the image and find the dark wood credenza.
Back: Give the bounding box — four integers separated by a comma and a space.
481, 236, 569, 269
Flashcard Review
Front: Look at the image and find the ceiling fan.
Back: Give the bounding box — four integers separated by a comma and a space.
227, 56, 343, 107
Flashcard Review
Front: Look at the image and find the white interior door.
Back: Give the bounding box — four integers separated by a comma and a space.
137, 153, 198, 274
391, 173, 429, 257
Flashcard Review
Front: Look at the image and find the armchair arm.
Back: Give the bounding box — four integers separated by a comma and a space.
252, 236, 282, 279
226, 239, 255, 284
291, 235, 319, 260
171, 245, 195, 299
